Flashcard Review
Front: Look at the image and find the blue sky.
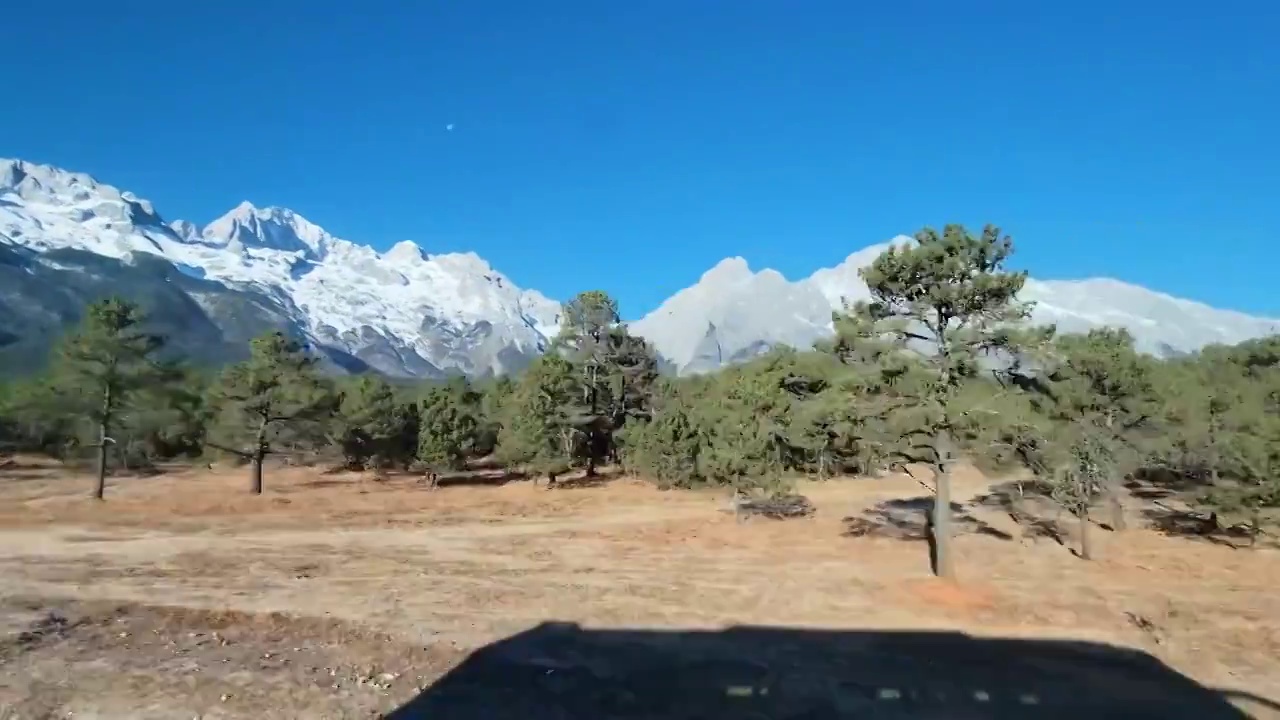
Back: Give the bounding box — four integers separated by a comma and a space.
5, 1, 1277, 318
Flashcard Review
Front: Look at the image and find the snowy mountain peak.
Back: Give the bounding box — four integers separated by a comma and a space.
701, 256, 753, 283
1, 156, 567, 378
169, 219, 200, 243
383, 239, 427, 263
834, 234, 915, 268
636, 237, 1280, 374
1, 158, 155, 221
807, 236, 912, 308
2, 158, 118, 207
201, 202, 338, 259
429, 250, 496, 276
0, 158, 174, 257
0, 158, 24, 186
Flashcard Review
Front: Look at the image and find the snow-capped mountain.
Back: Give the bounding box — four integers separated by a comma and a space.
2, 156, 1277, 379
632, 239, 1280, 375
0, 157, 560, 378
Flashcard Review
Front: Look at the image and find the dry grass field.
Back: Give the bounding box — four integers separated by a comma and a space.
1, 456, 1278, 718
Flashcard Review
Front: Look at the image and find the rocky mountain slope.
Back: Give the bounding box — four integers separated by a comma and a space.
3, 157, 1277, 378
0, 158, 560, 378
632, 242, 1280, 375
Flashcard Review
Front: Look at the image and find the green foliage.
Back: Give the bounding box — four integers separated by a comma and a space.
842, 224, 1033, 452
1013, 328, 1157, 531
552, 291, 642, 474
112, 367, 208, 465
49, 298, 181, 497
1151, 341, 1280, 534
205, 332, 338, 492
831, 225, 1034, 576
618, 388, 706, 488
1048, 428, 1117, 559
1042, 329, 1155, 429
559, 290, 620, 348
54, 299, 168, 415
495, 354, 579, 478
417, 378, 482, 472
787, 370, 893, 478
335, 374, 418, 470
0, 376, 80, 457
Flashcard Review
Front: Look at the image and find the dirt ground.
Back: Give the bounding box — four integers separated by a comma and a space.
1, 457, 1278, 719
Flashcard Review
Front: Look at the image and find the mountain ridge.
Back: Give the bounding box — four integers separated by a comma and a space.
631, 237, 1280, 373
0, 157, 561, 378
3, 156, 1277, 378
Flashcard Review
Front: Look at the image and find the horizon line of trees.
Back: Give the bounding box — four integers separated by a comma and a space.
2, 224, 1277, 579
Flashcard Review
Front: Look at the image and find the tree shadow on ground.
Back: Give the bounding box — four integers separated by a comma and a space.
294, 477, 359, 490
842, 496, 1014, 543
1125, 467, 1216, 502
971, 480, 1071, 546
0, 457, 52, 472
385, 622, 1262, 719
550, 468, 625, 490
1126, 484, 1179, 501
295, 468, 530, 490
1140, 506, 1275, 550
0, 467, 68, 482
434, 468, 529, 488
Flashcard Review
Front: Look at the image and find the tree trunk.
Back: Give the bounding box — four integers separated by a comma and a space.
93, 420, 108, 501
1106, 484, 1126, 531
250, 451, 265, 494
250, 419, 268, 495
1102, 413, 1126, 531
92, 384, 112, 501
1078, 504, 1093, 560
931, 430, 956, 580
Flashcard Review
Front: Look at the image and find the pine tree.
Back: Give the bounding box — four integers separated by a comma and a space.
206, 332, 337, 494
1047, 427, 1116, 559
52, 298, 173, 500
555, 290, 621, 475
1168, 341, 1280, 541
619, 387, 708, 488
599, 327, 661, 461
496, 354, 579, 484
473, 375, 515, 456
417, 378, 481, 487
838, 225, 1032, 578
1030, 328, 1156, 534
335, 374, 414, 470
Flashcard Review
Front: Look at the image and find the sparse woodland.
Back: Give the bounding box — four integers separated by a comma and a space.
2, 225, 1278, 578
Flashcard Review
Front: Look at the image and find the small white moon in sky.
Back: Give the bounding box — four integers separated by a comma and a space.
446, 124, 455, 131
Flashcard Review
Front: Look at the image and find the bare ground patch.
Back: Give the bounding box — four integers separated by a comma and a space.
0, 460, 1278, 717
0, 595, 463, 719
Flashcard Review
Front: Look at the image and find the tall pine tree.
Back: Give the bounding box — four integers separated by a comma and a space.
53, 298, 172, 500
839, 225, 1032, 578
206, 332, 337, 494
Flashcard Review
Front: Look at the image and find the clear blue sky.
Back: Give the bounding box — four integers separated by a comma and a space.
6, 1, 1278, 318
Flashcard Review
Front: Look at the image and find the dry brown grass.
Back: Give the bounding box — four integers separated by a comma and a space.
1, 456, 1278, 718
